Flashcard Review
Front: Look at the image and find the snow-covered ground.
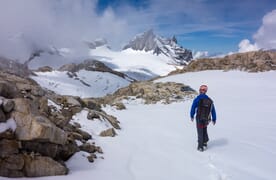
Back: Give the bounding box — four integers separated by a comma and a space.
31, 70, 130, 98
90, 46, 179, 79
8, 70, 276, 180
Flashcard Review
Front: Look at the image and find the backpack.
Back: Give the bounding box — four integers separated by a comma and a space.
196, 98, 213, 124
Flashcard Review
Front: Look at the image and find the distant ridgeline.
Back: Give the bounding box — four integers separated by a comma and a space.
123, 29, 193, 65
170, 50, 276, 75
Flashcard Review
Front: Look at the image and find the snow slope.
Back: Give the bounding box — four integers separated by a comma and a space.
31, 70, 130, 98
6, 70, 276, 180
90, 46, 179, 80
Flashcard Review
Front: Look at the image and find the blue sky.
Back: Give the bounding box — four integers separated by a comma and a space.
96, 0, 276, 54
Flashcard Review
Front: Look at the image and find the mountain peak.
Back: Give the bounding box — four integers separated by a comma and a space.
123, 29, 156, 52
123, 29, 193, 65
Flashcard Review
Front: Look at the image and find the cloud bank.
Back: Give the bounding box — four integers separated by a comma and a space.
239, 9, 276, 52
0, 0, 128, 62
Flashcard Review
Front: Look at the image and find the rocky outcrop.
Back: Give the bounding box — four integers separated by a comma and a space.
170, 50, 276, 75
93, 81, 196, 107
0, 71, 102, 177
36, 66, 53, 72
123, 29, 193, 65
87, 110, 121, 130
58, 59, 134, 81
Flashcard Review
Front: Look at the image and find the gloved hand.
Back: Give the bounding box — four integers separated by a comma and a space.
191, 118, 194, 122
212, 121, 216, 125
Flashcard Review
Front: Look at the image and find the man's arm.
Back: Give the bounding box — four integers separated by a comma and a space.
211, 103, 217, 124
190, 97, 198, 120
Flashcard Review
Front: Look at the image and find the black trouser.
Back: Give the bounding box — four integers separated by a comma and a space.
196, 121, 209, 148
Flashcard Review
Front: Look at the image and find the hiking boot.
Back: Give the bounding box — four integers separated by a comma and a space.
203, 142, 208, 148
197, 146, 204, 152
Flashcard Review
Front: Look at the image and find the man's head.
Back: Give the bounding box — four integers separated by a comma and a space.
199, 85, 208, 94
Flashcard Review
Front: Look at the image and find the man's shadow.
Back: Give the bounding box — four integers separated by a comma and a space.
208, 138, 228, 149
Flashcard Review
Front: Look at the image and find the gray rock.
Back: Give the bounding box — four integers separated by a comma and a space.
99, 128, 117, 137
87, 110, 100, 120
87, 153, 97, 163
0, 80, 18, 98
0, 139, 19, 158
0, 154, 25, 177
79, 143, 97, 153
13, 113, 68, 145
2, 99, 15, 113
24, 155, 68, 177
75, 128, 92, 141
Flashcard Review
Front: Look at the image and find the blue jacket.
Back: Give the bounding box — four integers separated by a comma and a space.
190, 93, 217, 122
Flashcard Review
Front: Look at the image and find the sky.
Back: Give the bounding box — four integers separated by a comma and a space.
0, 0, 275, 61
95, 0, 276, 54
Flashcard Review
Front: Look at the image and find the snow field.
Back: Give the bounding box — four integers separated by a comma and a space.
31, 70, 130, 98
7, 70, 276, 180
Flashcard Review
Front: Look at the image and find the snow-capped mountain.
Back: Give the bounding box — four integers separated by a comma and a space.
89, 45, 178, 81
123, 29, 193, 65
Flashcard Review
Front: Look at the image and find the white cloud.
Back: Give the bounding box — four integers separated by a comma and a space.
0, 0, 129, 62
253, 9, 276, 49
238, 9, 276, 53
193, 51, 209, 59
238, 39, 259, 53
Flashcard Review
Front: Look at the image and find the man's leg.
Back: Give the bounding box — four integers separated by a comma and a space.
196, 125, 204, 151
203, 127, 209, 148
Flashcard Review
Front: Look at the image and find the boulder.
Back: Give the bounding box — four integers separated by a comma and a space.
75, 128, 92, 141
100, 128, 117, 137
82, 98, 101, 111
0, 154, 25, 177
112, 102, 126, 110
12, 113, 68, 145
87, 110, 100, 120
0, 139, 19, 157
22, 141, 79, 161
79, 143, 97, 153
0, 81, 18, 98
23, 155, 68, 177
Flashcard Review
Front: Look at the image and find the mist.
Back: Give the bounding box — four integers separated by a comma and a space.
0, 0, 131, 64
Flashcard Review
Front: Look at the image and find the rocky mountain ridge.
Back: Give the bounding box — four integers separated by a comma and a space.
170, 50, 276, 75
123, 29, 193, 65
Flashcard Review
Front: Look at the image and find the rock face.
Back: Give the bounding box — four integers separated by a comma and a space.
123, 29, 193, 65
0, 71, 102, 177
58, 59, 135, 81
170, 50, 276, 74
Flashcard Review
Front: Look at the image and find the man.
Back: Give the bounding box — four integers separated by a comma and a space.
190, 85, 216, 152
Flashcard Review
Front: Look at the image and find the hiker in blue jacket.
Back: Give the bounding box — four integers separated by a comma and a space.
190, 85, 216, 152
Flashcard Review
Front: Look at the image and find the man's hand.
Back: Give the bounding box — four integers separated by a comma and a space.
191, 118, 194, 122
212, 121, 216, 125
